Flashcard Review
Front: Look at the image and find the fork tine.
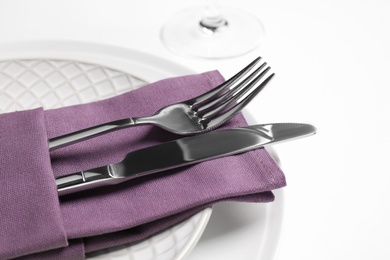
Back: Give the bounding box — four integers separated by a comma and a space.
203, 73, 275, 129
190, 57, 262, 107
200, 67, 271, 120
196, 62, 267, 115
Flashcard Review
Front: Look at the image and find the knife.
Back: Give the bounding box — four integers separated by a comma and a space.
56, 123, 316, 195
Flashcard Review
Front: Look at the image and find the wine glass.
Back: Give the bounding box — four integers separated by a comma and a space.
161, 0, 265, 59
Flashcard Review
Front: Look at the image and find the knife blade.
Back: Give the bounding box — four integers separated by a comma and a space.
56, 123, 316, 195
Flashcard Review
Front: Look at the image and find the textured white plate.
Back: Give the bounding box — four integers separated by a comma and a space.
0, 41, 212, 260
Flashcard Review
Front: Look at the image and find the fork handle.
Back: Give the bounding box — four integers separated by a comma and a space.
48, 117, 144, 151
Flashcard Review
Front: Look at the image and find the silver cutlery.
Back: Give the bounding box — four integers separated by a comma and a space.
56, 123, 316, 195
49, 57, 274, 151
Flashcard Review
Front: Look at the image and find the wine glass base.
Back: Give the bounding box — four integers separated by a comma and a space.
161, 7, 265, 59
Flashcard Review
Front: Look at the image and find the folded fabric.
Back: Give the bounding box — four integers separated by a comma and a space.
0, 71, 286, 259
0, 108, 68, 260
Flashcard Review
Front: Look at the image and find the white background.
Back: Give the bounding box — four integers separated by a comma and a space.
0, 0, 389, 259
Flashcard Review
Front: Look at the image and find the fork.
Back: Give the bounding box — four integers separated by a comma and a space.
48, 57, 274, 151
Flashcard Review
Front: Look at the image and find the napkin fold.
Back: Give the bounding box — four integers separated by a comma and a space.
0, 71, 286, 260
0, 109, 68, 260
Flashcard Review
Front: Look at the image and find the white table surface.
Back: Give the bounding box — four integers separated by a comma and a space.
1, 0, 389, 259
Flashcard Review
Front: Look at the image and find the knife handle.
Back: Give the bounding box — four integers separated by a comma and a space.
56, 165, 121, 196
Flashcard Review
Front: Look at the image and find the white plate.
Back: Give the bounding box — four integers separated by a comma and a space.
0, 41, 284, 260
0, 41, 212, 260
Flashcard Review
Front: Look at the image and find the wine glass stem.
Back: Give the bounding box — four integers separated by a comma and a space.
199, 0, 228, 34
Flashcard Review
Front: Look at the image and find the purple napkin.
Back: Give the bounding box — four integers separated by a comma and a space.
0, 71, 286, 259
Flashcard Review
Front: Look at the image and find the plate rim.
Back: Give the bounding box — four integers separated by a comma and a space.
0, 40, 194, 82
